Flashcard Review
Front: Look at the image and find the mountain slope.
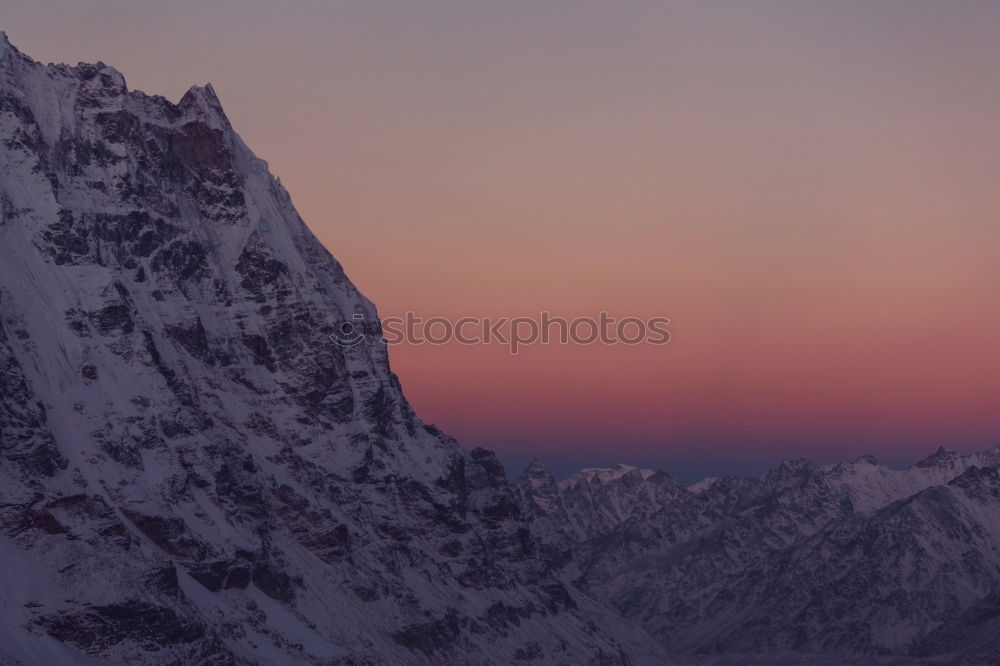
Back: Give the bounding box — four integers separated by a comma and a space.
0, 32, 667, 665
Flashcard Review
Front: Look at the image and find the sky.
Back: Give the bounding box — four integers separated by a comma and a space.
5, 1, 1000, 480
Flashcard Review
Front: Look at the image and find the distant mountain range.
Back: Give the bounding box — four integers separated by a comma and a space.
2, 32, 998, 665
519, 448, 1000, 664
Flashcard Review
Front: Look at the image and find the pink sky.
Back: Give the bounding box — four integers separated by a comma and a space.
5, 2, 1000, 476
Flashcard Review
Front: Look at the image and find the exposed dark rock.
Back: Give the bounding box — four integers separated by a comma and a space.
36, 602, 205, 652
391, 610, 462, 656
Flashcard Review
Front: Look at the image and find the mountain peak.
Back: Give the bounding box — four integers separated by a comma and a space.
178, 82, 229, 127
518, 458, 556, 486
0, 30, 16, 51
523, 457, 549, 473
914, 446, 962, 469
79, 60, 127, 89
184, 82, 220, 104
0, 30, 21, 63
765, 457, 817, 478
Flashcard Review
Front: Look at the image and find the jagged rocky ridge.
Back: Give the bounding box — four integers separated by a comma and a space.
2, 32, 999, 665
0, 33, 665, 665
516, 450, 1000, 664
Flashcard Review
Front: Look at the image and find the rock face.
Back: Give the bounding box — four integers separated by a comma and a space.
2, 32, 1000, 666
0, 33, 666, 665
516, 448, 1000, 664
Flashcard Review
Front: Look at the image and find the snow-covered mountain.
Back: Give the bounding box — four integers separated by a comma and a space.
0, 33, 667, 665
517, 448, 1000, 664
2, 32, 999, 665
